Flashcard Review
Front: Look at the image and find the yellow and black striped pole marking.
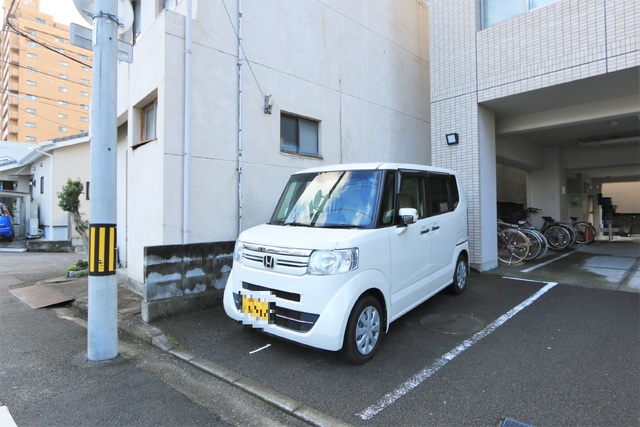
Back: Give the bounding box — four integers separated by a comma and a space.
89, 224, 117, 276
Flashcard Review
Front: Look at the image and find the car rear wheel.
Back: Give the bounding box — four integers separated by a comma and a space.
340, 295, 382, 364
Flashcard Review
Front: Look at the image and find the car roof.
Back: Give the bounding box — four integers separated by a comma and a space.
293, 162, 457, 175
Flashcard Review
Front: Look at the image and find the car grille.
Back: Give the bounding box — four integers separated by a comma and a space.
242, 244, 311, 275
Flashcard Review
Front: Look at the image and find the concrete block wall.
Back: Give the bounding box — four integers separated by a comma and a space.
142, 241, 234, 321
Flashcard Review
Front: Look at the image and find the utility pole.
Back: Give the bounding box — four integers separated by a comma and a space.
86, 0, 118, 361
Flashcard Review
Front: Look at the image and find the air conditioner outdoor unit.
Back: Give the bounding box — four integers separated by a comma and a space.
27, 218, 39, 238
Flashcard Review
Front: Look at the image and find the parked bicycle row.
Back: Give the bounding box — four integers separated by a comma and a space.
497, 207, 596, 265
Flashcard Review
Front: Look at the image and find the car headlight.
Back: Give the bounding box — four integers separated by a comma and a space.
308, 248, 359, 275
233, 241, 244, 263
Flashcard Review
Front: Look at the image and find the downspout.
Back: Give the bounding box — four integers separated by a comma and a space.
237, 0, 243, 236
36, 147, 53, 240
183, 0, 192, 243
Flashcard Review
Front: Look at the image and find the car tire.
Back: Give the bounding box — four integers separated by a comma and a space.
449, 254, 468, 295
340, 295, 382, 364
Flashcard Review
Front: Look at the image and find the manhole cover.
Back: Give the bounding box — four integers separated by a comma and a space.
419, 313, 485, 335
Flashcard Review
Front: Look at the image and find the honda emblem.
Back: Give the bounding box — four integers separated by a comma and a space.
263, 255, 275, 269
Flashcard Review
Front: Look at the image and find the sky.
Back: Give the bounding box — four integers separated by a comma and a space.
40, 0, 87, 26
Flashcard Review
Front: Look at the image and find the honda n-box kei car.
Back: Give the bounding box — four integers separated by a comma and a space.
223, 163, 469, 363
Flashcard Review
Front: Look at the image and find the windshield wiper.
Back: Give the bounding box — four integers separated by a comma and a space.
284, 221, 312, 227
321, 224, 367, 229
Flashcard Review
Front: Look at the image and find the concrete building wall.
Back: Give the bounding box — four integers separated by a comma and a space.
118, 1, 431, 285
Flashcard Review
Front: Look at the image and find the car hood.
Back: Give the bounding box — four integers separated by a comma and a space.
238, 223, 365, 251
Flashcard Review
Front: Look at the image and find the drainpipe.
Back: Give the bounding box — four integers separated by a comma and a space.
36, 146, 54, 240
237, 0, 243, 236
183, 0, 192, 244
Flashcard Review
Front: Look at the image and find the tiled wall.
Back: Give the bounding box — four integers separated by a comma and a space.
477, 0, 639, 101
430, 0, 639, 267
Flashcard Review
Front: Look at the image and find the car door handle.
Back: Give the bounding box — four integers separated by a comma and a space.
431, 225, 440, 231
420, 227, 430, 234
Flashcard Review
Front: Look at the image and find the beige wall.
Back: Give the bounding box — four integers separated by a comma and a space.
603, 182, 640, 213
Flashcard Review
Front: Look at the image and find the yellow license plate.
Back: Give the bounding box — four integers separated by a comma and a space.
241, 293, 274, 323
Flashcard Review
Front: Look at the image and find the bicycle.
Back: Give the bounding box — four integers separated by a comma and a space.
569, 217, 596, 244
521, 208, 571, 250
498, 219, 547, 261
497, 225, 529, 265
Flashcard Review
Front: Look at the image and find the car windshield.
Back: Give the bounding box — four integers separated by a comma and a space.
270, 170, 382, 228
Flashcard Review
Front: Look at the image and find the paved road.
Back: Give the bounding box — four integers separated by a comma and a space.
1, 241, 639, 426
157, 273, 640, 426
0, 252, 308, 427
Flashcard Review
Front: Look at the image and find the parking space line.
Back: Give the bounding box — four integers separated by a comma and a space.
522, 252, 573, 273
356, 280, 558, 421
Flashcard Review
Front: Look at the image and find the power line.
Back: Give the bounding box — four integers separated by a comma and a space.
0, 57, 91, 87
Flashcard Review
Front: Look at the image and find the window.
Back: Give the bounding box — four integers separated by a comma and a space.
55, 49, 64, 54
59, 87, 68, 93
26, 108, 36, 114
27, 66, 37, 72
59, 126, 68, 132
80, 104, 89, 110
27, 80, 36, 86
36, 18, 46, 25
80, 117, 89, 122
25, 136, 36, 142
80, 91, 89, 97
54, 37, 64, 43
27, 53, 37, 59
79, 54, 88, 60
427, 174, 450, 216
26, 122, 36, 128
398, 173, 427, 219
59, 61, 68, 66
58, 74, 68, 79
25, 29, 37, 35
58, 113, 68, 119
26, 94, 37, 101
81, 79, 90, 85
142, 101, 157, 141
40, 176, 44, 194
81, 66, 90, 72
482, 0, 560, 28
58, 100, 68, 106
280, 113, 319, 157
26, 40, 37, 47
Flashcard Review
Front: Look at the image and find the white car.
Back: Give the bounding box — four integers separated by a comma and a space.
224, 163, 469, 363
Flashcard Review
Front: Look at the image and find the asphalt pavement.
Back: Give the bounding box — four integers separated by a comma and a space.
1, 239, 639, 426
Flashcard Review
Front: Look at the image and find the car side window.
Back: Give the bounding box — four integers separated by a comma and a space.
398, 172, 427, 219
427, 173, 450, 216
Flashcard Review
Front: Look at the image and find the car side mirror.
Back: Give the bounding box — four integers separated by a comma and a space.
398, 208, 418, 225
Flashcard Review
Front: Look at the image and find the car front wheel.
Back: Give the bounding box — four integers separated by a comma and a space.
340, 295, 382, 364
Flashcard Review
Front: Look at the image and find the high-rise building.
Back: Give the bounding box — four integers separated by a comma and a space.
1, 0, 92, 143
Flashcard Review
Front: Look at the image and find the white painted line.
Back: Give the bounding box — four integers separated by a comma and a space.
521, 252, 573, 273
0, 406, 18, 427
356, 281, 558, 421
249, 343, 271, 355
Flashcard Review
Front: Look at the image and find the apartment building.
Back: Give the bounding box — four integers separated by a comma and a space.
430, 0, 639, 270
1, 0, 92, 143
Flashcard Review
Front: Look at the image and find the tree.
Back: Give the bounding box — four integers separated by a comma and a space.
58, 178, 89, 256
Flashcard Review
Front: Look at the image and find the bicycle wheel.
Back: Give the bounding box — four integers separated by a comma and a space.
543, 225, 571, 250
574, 222, 596, 244
560, 224, 577, 246
520, 228, 543, 260
497, 229, 529, 265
